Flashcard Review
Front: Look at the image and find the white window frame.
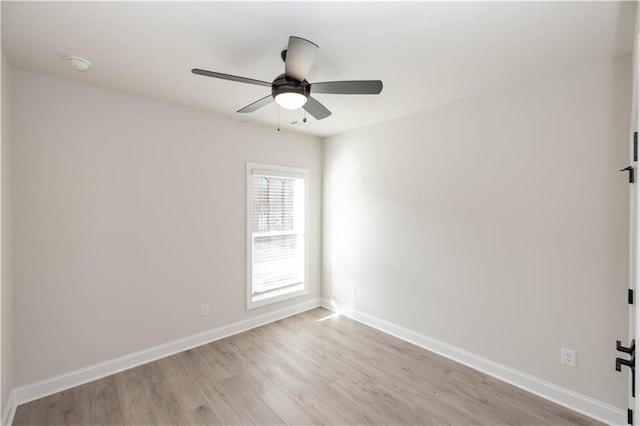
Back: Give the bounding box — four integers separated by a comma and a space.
246, 162, 309, 310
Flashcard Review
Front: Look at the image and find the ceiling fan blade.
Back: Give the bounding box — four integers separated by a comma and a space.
303, 96, 332, 120
284, 36, 319, 82
237, 95, 274, 113
192, 69, 272, 87
310, 80, 383, 95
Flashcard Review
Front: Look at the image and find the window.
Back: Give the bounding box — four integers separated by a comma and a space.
247, 163, 307, 309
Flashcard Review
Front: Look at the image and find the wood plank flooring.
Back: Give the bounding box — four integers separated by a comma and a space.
13, 308, 602, 425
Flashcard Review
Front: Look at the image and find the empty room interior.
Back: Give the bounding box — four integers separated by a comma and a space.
1, 1, 640, 425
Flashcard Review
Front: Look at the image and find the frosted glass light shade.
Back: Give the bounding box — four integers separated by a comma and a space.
275, 92, 307, 110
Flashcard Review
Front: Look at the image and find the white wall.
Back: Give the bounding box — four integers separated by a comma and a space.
7, 51, 632, 411
1, 52, 14, 421
11, 70, 322, 387
323, 55, 632, 407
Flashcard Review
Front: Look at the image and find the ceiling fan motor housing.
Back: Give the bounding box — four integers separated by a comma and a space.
271, 73, 310, 101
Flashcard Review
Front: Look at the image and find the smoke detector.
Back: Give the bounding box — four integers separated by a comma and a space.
67, 56, 91, 72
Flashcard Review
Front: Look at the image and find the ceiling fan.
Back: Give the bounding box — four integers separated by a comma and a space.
192, 36, 383, 120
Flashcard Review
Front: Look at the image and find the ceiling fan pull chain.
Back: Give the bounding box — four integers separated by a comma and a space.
277, 105, 280, 132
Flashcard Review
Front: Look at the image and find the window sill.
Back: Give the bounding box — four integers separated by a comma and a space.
247, 283, 307, 310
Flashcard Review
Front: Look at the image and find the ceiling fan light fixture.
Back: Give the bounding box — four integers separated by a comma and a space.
275, 92, 307, 110
192, 36, 382, 120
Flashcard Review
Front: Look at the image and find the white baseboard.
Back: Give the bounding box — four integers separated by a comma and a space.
2, 390, 16, 426
13, 297, 321, 406
320, 298, 626, 426
8, 297, 626, 425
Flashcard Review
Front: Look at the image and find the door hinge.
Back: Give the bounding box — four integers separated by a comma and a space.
634, 132, 638, 162
621, 166, 635, 183
629, 408, 633, 425
630, 289, 635, 305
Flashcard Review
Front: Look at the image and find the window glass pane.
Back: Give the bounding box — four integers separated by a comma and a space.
252, 234, 298, 294
249, 168, 305, 305
273, 179, 284, 231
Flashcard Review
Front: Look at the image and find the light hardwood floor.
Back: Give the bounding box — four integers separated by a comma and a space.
13, 308, 602, 425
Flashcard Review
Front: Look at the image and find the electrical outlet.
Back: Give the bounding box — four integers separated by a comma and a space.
561, 348, 577, 367
200, 304, 209, 316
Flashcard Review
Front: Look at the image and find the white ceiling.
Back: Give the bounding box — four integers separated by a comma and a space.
1, 1, 636, 138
